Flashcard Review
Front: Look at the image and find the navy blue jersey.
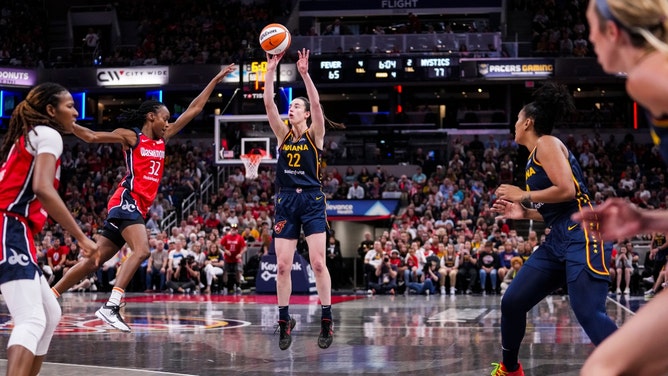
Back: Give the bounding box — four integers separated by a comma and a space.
524, 145, 591, 227
648, 111, 668, 163
276, 129, 322, 189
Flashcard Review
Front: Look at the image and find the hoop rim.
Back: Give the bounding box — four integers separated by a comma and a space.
240, 149, 266, 180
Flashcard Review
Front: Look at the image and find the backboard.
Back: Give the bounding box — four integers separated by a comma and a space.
215, 114, 287, 165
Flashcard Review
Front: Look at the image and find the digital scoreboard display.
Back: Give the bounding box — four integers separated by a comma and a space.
367, 58, 403, 80
416, 57, 455, 79
311, 56, 458, 83
317, 59, 346, 82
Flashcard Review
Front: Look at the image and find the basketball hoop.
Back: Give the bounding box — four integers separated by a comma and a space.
240, 149, 266, 180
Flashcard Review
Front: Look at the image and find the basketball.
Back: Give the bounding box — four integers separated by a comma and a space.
259, 23, 291, 55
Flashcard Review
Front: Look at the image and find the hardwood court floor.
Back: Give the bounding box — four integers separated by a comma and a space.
0, 291, 653, 375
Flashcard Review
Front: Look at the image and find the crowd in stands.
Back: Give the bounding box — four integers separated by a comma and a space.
0, 1, 49, 67
31, 128, 668, 296
0, 0, 290, 68
517, 0, 593, 57
0, 0, 592, 69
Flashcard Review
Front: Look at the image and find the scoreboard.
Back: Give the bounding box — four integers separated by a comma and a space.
313, 55, 459, 83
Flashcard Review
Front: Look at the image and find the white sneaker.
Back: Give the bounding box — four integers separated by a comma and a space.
450, 287, 456, 295
440, 286, 446, 295
90, 284, 98, 292
95, 304, 131, 332
109, 279, 116, 286
425, 289, 430, 296
624, 288, 630, 295
615, 288, 622, 294
643, 276, 655, 284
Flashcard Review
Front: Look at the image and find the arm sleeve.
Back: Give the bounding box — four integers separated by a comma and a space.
27, 126, 63, 159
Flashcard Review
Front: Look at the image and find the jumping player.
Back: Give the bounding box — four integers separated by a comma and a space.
51, 65, 236, 332
490, 82, 617, 375
0, 82, 97, 375
264, 48, 343, 350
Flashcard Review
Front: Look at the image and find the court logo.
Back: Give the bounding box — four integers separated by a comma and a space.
0, 313, 250, 334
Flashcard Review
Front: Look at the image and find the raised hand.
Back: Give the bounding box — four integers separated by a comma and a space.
296, 48, 310, 75
491, 199, 526, 220
265, 52, 285, 72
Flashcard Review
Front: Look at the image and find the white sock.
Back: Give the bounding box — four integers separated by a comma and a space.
108, 286, 124, 306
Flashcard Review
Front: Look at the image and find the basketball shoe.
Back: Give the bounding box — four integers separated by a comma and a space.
96, 303, 131, 332
491, 362, 524, 376
277, 318, 296, 350
318, 319, 334, 349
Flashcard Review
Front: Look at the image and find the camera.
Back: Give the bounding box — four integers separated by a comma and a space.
383, 257, 390, 263
180, 255, 195, 267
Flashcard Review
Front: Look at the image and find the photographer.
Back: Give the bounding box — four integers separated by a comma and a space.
407, 256, 440, 295
166, 255, 199, 293
368, 254, 398, 295
456, 250, 478, 294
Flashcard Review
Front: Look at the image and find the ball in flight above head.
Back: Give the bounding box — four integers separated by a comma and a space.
259, 23, 291, 55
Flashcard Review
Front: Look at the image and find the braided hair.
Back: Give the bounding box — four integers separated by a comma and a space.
117, 100, 165, 128
1, 82, 70, 162
522, 81, 575, 137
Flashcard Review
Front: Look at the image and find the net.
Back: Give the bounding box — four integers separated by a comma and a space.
240, 151, 266, 180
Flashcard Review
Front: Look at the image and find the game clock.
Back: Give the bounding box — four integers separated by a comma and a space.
367, 58, 402, 80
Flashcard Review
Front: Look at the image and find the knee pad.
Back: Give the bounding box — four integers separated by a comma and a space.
8, 309, 46, 354
34, 297, 61, 356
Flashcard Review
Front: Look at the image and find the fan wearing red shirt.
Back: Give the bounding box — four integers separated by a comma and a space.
220, 223, 247, 293
46, 238, 69, 283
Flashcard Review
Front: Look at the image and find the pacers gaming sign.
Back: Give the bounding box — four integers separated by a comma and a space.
477, 58, 554, 78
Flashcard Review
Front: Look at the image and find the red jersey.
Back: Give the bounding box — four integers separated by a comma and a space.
0, 126, 61, 233
109, 129, 165, 217
220, 233, 247, 264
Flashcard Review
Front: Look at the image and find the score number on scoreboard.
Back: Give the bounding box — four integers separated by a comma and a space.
419, 57, 454, 78
319, 60, 343, 81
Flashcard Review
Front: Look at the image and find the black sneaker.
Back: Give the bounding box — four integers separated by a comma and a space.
277, 318, 296, 350
318, 319, 334, 349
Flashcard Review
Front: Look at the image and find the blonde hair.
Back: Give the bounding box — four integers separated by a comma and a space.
601, 0, 668, 54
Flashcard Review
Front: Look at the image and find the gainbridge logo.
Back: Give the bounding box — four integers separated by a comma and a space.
0, 313, 250, 334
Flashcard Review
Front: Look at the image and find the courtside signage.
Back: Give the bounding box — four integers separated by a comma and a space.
96, 66, 169, 87
0, 68, 35, 87
326, 199, 400, 221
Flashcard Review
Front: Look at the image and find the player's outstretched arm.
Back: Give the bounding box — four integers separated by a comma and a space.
165, 64, 236, 139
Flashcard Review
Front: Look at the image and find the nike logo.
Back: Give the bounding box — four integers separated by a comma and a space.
315, 196, 323, 201
568, 224, 578, 231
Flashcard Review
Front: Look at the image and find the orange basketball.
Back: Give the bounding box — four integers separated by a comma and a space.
259, 23, 291, 55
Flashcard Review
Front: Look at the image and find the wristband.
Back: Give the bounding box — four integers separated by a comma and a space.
520, 193, 532, 209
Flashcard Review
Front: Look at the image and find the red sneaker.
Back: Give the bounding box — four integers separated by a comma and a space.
490, 362, 524, 376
